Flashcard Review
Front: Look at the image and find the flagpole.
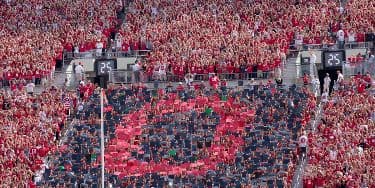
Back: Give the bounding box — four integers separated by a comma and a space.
100, 88, 105, 188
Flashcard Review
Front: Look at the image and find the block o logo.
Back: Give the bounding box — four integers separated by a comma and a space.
105, 95, 255, 178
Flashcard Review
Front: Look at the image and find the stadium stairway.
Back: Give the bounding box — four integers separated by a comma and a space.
282, 57, 299, 85
291, 103, 323, 188
33, 70, 74, 94
51, 69, 75, 90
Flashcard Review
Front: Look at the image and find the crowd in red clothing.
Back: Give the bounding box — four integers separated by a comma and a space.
77, 80, 97, 100
304, 81, 374, 187
0, 0, 122, 84
0, 87, 74, 187
345, 0, 374, 36
0, 0, 372, 84
347, 55, 365, 65
117, 0, 374, 77
0, 0, 119, 184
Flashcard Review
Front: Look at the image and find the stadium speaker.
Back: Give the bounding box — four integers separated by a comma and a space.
238, 80, 243, 86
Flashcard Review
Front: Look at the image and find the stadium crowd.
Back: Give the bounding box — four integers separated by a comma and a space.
0, 86, 72, 187
0, 0, 373, 85
0, 1, 122, 183
0, 0, 373, 187
117, 0, 374, 78
304, 77, 374, 187
0, 0, 122, 86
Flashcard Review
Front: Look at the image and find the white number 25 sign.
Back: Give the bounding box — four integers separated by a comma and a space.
100, 62, 112, 73
327, 53, 341, 66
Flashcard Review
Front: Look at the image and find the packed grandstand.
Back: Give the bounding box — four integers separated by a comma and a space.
0, 0, 374, 187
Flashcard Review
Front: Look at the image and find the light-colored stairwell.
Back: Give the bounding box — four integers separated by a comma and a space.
282, 55, 300, 85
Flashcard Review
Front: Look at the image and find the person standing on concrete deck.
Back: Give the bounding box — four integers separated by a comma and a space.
75, 62, 85, 84
323, 73, 331, 93
312, 75, 320, 97
309, 51, 317, 79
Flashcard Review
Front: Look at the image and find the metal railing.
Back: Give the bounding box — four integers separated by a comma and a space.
0, 74, 55, 89
343, 57, 375, 77
110, 70, 275, 84
63, 41, 372, 62
289, 41, 371, 52
63, 50, 150, 60
62, 41, 372, 65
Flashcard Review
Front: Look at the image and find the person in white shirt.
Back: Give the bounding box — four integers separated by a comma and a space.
96, 40, 104, 56
73, 45, 79, 57
158, 62, 167, 81
357, 146, 364, 156
336, 70, 344, 85
310, 52, 317, 78
312, 76, 320, 97
75, 62, 85, 82
39, 110, 47, 122
329, 148, 338, 161
295, 32, 303, 50
25, 82, 35, 95
184, 72, 194, 86
347, 30, 356, 43
338, 5, 344, 14
281, 52, 287, 66
323, 73, 331, 93
115, 35, 122, 51
337, 29, 345, 49
299, 131, 308, 159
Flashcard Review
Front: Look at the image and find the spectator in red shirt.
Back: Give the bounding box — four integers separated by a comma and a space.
303, 73, 310, 85
304, 82, 374, 187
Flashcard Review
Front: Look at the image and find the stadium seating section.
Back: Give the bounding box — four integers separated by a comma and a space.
303, 78, 375, 187
0, 0, 373, 187
40, 84, 315, 187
